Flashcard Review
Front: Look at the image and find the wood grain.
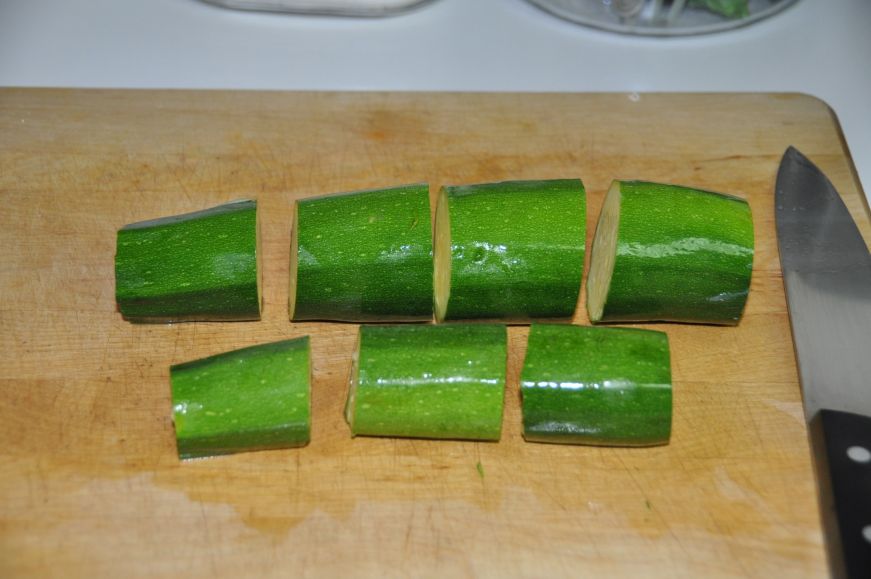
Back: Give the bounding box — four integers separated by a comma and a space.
1, 89, 868, 578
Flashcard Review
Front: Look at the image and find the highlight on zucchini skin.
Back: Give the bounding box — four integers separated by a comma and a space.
170, 337, 311, 459
587, 180, 754, 325
345, 324, 507, 441
115, 199, 261, 323
290, 183, 433, 322
521, 324, 672, 447
434, 179, 586, 323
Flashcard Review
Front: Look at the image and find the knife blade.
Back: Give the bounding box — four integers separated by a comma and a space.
776, 146, 871, 579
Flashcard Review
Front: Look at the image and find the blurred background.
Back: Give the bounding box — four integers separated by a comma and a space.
1, 0, 869, 201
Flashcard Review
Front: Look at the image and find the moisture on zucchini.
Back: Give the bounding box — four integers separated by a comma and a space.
587, 180, 754, 325
434, 179, 586, 323
115, 200, 261, 322
290, 184, 433, 322
170, 337, 311, 459
521, 324, 672, 446
345, 324, 507, 441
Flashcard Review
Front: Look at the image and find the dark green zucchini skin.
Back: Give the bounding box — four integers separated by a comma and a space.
440, 179, 586, 322
115, 200, 260, 322
596, 181, 754, 325
292, 184, 433, 322
347, 324, 507, 441
171, 337, 311, 459
521, 324, 672, 446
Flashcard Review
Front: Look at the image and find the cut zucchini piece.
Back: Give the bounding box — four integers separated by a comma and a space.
290, 184, 433, 322
433, 185, 452, 323
170, 337, 311, 459
346, 324, 507, 441
521, 324, 672, 446
115, 200, 261, 322
587, 180, 754, 325
433, 179, 586, 323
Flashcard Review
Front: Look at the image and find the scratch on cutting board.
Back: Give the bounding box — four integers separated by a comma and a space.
714, 466, 770, 513
764, 398, 805, 424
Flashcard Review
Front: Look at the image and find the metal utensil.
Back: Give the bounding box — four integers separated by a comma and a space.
776, 146, 871, 578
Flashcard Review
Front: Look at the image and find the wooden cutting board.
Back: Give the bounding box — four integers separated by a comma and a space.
1, 89, 869, 578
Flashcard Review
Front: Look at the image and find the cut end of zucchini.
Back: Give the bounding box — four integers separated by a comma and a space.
256, 206, 263, 316
587, 181, 621, 323
288, 203, 299, 321
433, 187, 452, 323
344, 335, 361, 435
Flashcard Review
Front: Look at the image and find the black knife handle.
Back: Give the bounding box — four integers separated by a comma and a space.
809, 409, 871, 578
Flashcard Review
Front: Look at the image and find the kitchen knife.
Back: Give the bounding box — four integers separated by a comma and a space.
775, 146, 871, 578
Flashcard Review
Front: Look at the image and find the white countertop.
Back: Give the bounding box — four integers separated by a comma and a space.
1, 0, 869, 205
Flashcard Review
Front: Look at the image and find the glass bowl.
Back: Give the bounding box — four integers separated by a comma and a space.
525, 0, 800, 36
